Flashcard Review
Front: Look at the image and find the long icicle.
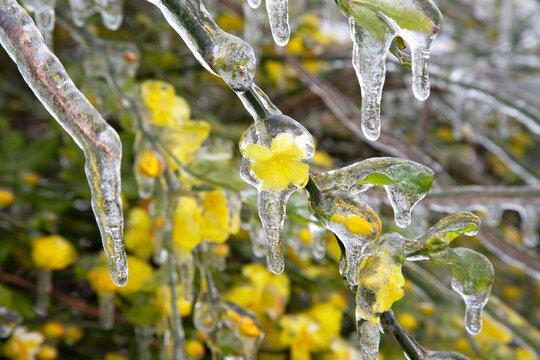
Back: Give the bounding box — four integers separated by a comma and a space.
0, 0, 127, 286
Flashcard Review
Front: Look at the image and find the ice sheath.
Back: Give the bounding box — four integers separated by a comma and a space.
0, 0, 128, 286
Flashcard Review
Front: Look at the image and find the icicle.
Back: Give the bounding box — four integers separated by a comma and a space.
35, 268, 52, 316
177, 254, 195, 302
20, 0, 56, 45
99, 292, 115, 329
134, 134, 163, 199
67, 0, 123, 30
147, 0, 256, 93
258, 191, 287, 274
0, 307, 22, 338
309, 223, 326, 260
356, 314, 380, 360
349, 19, 394, 141
405, 31, 433, 100
135, 325, 154, 360
246, 0, 261, 9
249, 221, 268, 258
518, 205, 539, 247
193, 271, 221, 333
0, 0, 127, 286
309, 190, 381, 287
451, 278, 489, 335
265, 0, 289, 46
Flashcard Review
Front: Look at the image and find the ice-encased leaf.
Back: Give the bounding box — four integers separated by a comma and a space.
0, 0, 127, 286
406, 211, 481, 254
312, 157, 434, 227
429, 247, 494, 335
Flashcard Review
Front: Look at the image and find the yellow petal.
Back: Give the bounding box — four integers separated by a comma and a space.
244, 144, 272, 162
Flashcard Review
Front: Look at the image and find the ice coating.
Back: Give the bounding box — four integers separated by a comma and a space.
266, 0, 290, 46
0, 307, 22, 338
243, 4, 264, 60
20, 0, 56, 44
451, 278, 489, 335
249, 221, 268, 258
356, 317, 380, 360
147, 0, 256, 93
309, 190, 381, 286
349, 19, 395, 141
246, 0, 261, 9
311, 157, 434, 228
0, 0, 127, 286
99, 292, 115, 329
309, 222, 327, 260
222, 301, 264, 360
517, 205, 539, 247
67, 0, 123, 30
239, 116, 315, 274
134, 325, 154, 360
193, 274, 221, 333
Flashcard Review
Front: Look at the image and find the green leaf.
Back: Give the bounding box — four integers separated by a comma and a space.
429, 247, 494, 295
122, 304, 162, 325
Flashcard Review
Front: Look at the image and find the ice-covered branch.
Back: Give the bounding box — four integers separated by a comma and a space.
0, 0, 127, 286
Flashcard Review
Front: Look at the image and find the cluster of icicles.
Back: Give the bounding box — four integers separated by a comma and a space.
0, 0, 496, 359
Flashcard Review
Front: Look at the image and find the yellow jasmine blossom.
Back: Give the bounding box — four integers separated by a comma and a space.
141, 80, 190, 127
238, 316, 262, 338
356, 253, 405, 323
117, 256, 153, 296
0, 189, 14, 207
31, 235, 77, 271
279, 313, 319, 360
172, 196, 202, 252
42, 322, 64, 339
474, 316, 512, 346
199, 190, 229, 243
104, 353, 128, 360
323, 338, 362, 360
306, 302, 343, 348
2, 327, 44, 360
138, 149, 163, 178
331, 214, 372, 236
516, 348, 535, 360
153, 286, 193, 318
87, 267, 118, 295
311, 150, 333, 171
215, 13, 243, 31
244, 133, 310, 192
165, 121, 211, 167
185, 340, 205, 359
298, 228, 312, 244
63, 325, 82, 343
124, 207, 154, 260
397, 313, 418, 331
36, 344, 57, 360
22, 173, 40, 186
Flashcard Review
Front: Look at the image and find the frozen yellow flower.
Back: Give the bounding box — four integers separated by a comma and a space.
397, 313, 417, 331
124, 207, 154, 260
356, 253, 405, 323
117, 256, 153, 296
104, 353, 128, 360
87, 267, 118, 295
298, 228, 312, 244
31, 235, 77, 271
141, 80, 190, 127
42, 322, 64, 339
165, 121, 211, 167
225, 264, 290, 319
311, 151, 333, 170
331, 214, 372, 236
172, 196, 202, 252
138, 149, 163, 178
153, 286, 193, 318
63, 325, 82, 343
36, 344, 57, 360
306, 302, 343, 347
418, 302, 435, 317
0, 189, 14, 207
185, 339, 205, 359
244, 133, 310, 191
324, 338, 362, 360
199, 190, 229, 243
2, 327, 44, 360
279, 313, 319, 360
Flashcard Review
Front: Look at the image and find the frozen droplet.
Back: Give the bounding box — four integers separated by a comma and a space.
518, 205, 539, 247
411, 46, 431, 101
258, 191, 287, 274
451, 278, 489, 335
0, 1, 128, 287
247, 0, 261, 9
193, 276, 220, 333
349, 20, 394, 141
356, 314, 380, 360
385, 185, 427, 228
265, 0, 290, 46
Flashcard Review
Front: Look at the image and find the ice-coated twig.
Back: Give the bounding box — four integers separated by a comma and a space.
0, 0, 127, 286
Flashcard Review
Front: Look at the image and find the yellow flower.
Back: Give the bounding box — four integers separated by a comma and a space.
172, 196, 202, 252
104, 353, 128, 360
22, 173, 40, 186
31, 235, 77, 271
215, 13, 243, 31
153, 286, 193, 318
306, 302, 343, 347
42, 322, 64, 339
298, 228, 312, 244
244, 133, 310, 191
124, 207, 154, 259
185, 340, 205, 359
165, 121, 211, 167
87, 267, 118, 295
3, 327, 44, 360
117, 256, 153, 296
63, 325, 82, 343
0, 189, 14, 207
36, 344, 57, 360
141, 80, 190, 127
397, 313, 418, 331
138, 149, 163, 178
199, 190, 229, 243
516, 348, 535, 360
311, 151, 333, 171
330, 214, 372, 236
225, 264, 290, 320
324, 338, 362, 360
474, 316, 512, 347
356, 253, 405, 323
279, 314, 319, 360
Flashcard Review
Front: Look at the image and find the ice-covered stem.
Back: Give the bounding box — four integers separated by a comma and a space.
146, 0, 256, 93
0, 0, 127, 286
35, 268, 52, 315
380, 310, 424, 360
